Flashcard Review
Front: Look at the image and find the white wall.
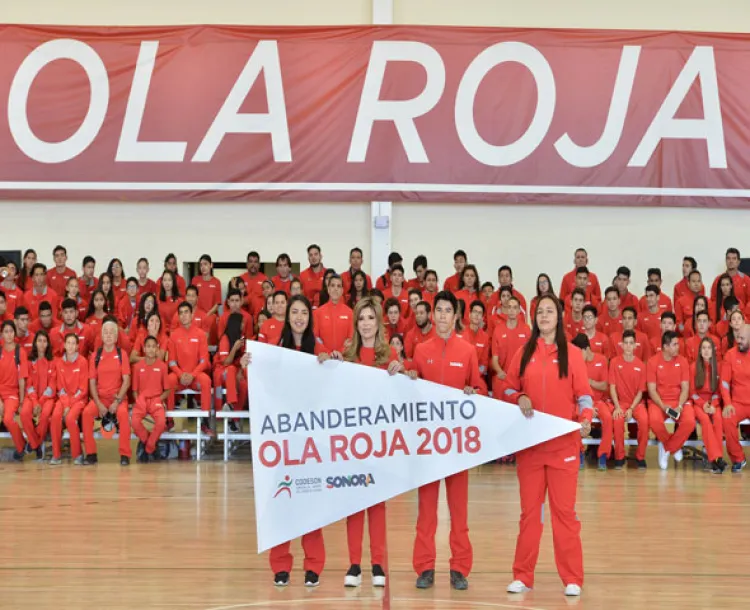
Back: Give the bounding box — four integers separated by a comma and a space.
2, 0, 748, 296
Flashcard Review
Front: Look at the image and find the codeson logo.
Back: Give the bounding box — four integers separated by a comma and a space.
273, 475, 324, 499
273, 475, 293, 498
326, 473, 376, 489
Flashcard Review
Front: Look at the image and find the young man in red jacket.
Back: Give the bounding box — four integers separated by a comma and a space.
299, 244, 326, 307
313, 275, 353, 355
407, 291, 483, 592
47, 245, 77, 296
404, 301, 436, 360
168, 302, 212, 436
132, 336, 171, 462
609, 330, 649, 469
559, 248, 601, 303
647, 330, 694, 470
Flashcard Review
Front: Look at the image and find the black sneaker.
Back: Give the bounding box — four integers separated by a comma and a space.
450, 570, 469, 590
637, 460, 647, 470
120, 456, 130, 466
12, 450, 24, 462
712, 458, 727, 474
35, 446, 43, 460
372, 564, 386, 588
304, 571, 320, 587
24, 442, 33, 455
84, 454, 98, 465
229, 420, 240, 433
273, 571, 290, 587
415, 569, 435, 589
137, 451, 149, 464
149, 449, 161, 462
732, 458, 747, 473
136, 441, 145, 460
344, 564, 362, 588
614, 459, 625, 470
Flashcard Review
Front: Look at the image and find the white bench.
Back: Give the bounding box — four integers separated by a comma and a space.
0, 389, 253, 461
583, 418, 750, 448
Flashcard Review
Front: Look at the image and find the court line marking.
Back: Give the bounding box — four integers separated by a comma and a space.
204, 599, 547, 610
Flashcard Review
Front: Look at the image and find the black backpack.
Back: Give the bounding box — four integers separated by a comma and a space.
95, 346, 122, 368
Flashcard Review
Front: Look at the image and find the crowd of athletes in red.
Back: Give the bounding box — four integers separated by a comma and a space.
1, 244, 750, 598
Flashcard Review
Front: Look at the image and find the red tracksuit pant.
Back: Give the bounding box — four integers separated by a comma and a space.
413, 470, 472, 576
649, 403, 696, 454
595, 401, 613, 458
723, 404, 750, 464
167, 373, 211, 411
347, 502, 387, 566
60, 397, 87, 458
695, 406, 725, 462
213, 366, 240, 406
1, 392, 24, 453
269, 529, 325, 574
82, 397, 132, 458
131, 397, 166, 454
20, 397, 54, 449
608, 402, 649, 461
513, 446, 583, 588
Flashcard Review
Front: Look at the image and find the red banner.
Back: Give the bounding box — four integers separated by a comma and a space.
0, 25, 749, 206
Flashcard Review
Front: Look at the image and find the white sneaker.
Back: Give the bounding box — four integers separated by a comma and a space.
658, 443, 670, 470
674, 449, 684, 463
344, 573, 362, 587
564, 583, 582, 596
507, 580, 532, 593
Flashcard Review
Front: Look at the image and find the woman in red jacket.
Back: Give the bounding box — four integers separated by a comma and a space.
503, 294, 592, 598
242, 295, 330, 588
20, 330, 56, 458
342, 297, 403, 589
55, 333, 89, 465
691, 337, 727, 474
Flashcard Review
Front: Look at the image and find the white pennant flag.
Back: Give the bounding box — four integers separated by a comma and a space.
248, 341, 581, 553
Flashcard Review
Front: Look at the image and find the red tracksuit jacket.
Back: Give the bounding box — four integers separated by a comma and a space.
411, 333, 483, 392
313, 301, 353, 353
504, 339, 593, 454
26, 357, 56, 403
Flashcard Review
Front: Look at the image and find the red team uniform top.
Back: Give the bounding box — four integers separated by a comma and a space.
646, 352, 689, 403
24, 287, 59, 319
46, 267, 77, 296
25, 357, 56, 403
404, 326, 437, 360
89, 347, 130, 398
132, 360, 170, 399
352, 346, 400, 369
257, 318, 284, 346
721, 347, 750, 408
191, 276, 222, 313
313, 302, 354, 353
504, 340, 593, 454
299, 267, 327, 307
583, 352, 609, 402
168, 326, 210, 377
411, 333, 484, 393
56, 354, 89, 402
689, 361, 720, 408
608, 356, 647, 406
559, 269, 602, 302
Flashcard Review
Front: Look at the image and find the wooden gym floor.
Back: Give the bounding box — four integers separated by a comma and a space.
1, 451, 748, 610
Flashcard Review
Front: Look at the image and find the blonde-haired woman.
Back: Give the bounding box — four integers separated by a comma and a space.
342, 297, 403, 589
